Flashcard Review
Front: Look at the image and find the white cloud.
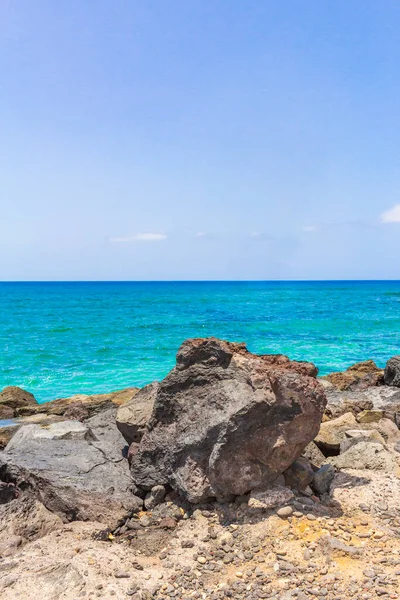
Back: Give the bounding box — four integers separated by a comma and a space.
249, 232, 273, 240
381, 204, 400, 223
109, 233, 167, 242
195, 232, 206, 238
302, 225, 318, 232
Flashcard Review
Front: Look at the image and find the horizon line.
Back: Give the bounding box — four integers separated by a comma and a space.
1, 279, 400, 284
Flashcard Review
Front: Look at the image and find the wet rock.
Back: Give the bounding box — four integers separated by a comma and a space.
116, 383, 158, 445
312, 464, 335, 495
130, 338, 326, 502
283, 457, 314, 491
384, 356, 400, 387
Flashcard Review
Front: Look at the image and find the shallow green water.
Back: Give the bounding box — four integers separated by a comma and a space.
1, 281, 400, 403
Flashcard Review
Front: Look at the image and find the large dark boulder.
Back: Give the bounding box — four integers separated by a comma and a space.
130, 338, 327, 503
0, 416, 141, 529
384, 356, 400, 388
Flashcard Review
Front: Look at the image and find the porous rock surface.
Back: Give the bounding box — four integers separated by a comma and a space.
131, 338, 327, 502
323, 360, 384, 391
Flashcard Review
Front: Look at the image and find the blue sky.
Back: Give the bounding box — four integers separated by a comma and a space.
1, 0, 400, 280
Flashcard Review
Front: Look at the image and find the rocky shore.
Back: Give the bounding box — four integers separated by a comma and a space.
1, 338, 400, 600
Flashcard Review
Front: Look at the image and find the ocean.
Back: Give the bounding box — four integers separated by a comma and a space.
1, 281, 400, 403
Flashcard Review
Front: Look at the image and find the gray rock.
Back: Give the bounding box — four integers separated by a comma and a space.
319, 535, 364, 556
0, 419, 140, 528
86, 407, 129, 462
327, 441, 397, 472
130, 338, 326, 502
302, 441, 326, 468
144, 485, 166, 510
248, 486, 294, 510
116, 383, 158, 444
384, 356, 400, 387
325, 385, 400, 421
339, 429, 386, 453
312, 464, 335, 495
276, 506, 293, 518
283, 457, 314, 491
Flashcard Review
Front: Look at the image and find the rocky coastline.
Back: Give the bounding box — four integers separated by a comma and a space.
1, 338, 400, 600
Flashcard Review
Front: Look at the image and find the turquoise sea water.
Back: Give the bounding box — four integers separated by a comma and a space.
1, 281, 400, 403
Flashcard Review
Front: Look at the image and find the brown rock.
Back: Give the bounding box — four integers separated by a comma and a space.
131, 337, 326, 502
62, 402, 90, 421
356, 409, 384, 423
0, 405, 15, 420
0, 386, 37, 410
0, 424, 19, 450
16, 387, 139, 418
314, 412, 357, 453
324, 361, 383, 391
159, 517, 177, 529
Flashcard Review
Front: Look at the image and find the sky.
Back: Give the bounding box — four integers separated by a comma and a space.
1, 0, 400, 280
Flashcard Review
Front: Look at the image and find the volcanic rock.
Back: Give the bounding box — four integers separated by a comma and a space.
324, 361, 384, 391
384, 355, 400, 387
0, 419, 141, 528
16, 387, 138, 418
312, 464, 335, 495
302, 441, 326, 468
283, 457, 314, 491
130, 337, 326, 502
116, 383, 159, 444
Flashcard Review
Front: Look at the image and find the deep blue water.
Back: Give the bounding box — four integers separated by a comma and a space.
1, 281, 400, 403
